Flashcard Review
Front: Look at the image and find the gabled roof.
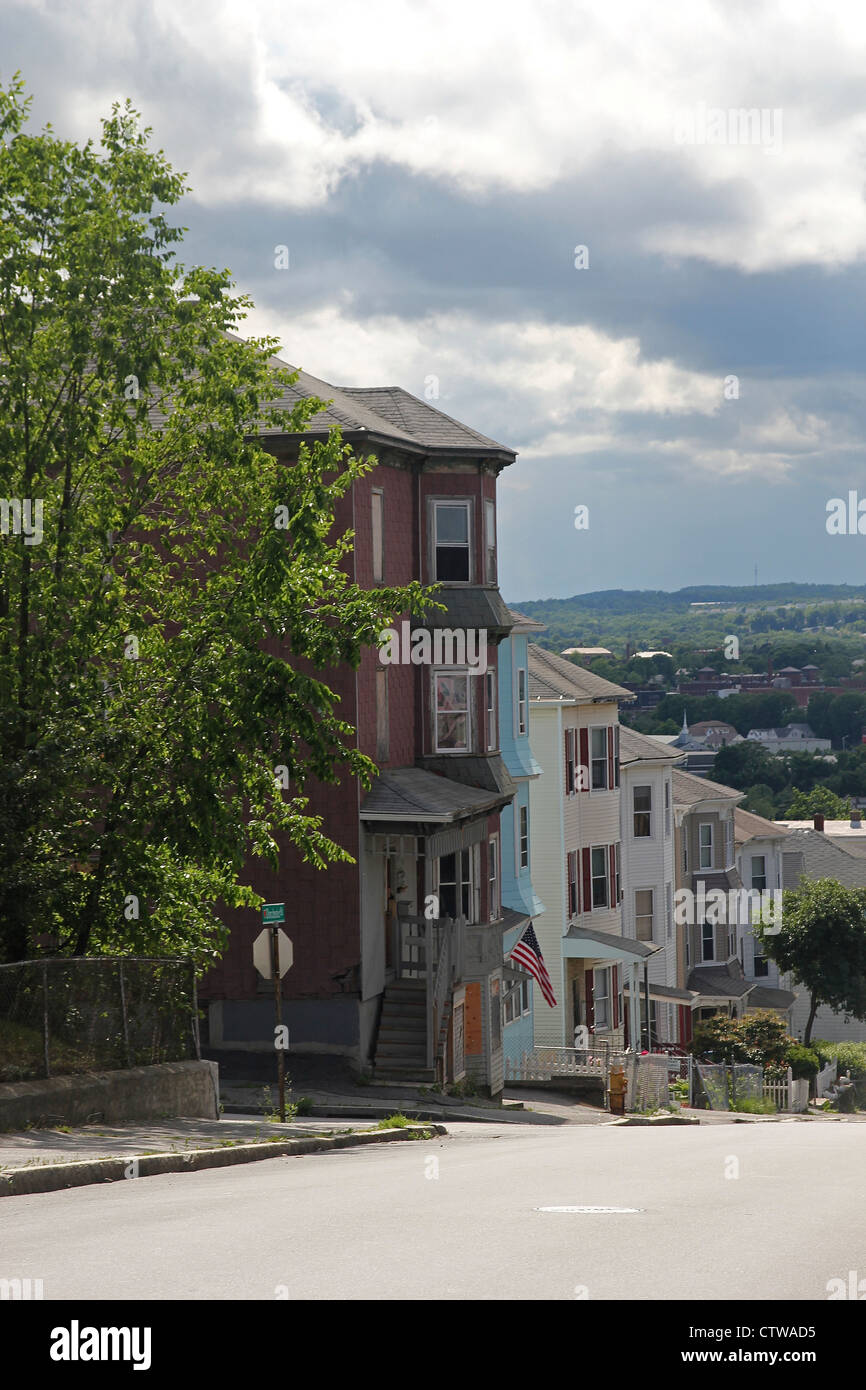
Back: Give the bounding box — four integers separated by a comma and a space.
734, 808, 789, 845
528, 645, 631, 703
673, 766, 743, 807
618, 725, 685, 766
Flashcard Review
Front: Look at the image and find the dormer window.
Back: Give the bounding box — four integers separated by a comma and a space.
433, 501, 470, 581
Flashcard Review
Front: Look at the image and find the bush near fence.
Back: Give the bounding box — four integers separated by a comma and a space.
0, 958, 199, 1083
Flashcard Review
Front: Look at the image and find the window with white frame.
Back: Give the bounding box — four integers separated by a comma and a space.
728, 919, 737, 959
635, 888, 654, 941
633, 785, 652, 837
486, 669, 497, 751
504, 976, 531, 1024
437, 848, 477, 925
751, 855, 767, 890
664, 780, 671, 837
488, 837, 500, 921
591, 846, 609, 909
591, 727, 608, 790
434, 672, 469, 751
484, 498, 496, 583
699, 823, 713, 870
594, 967, 611, 1029
433, 501, 471, 581
683, 835, 688, 873
666, 883, 673, 939
754, 946, 769, 977
615, 842, 621, 904
516, 668, 527, 736
701, 919, 715, 961
725, 818, 734, 867
519, 804, 529, 870
371, 490, 384, 583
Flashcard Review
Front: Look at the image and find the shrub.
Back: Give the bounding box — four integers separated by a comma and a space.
812, 1040, 866, 1079
786, 1044, 820, 1080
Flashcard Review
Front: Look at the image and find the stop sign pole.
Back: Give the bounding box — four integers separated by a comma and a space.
263, 904, 287, 1122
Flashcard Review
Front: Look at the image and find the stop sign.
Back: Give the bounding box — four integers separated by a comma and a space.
253, 928, 293, 979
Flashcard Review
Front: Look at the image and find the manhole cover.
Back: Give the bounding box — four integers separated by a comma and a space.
536, 1205, 643, 1214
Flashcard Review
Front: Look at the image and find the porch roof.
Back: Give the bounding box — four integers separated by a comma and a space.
624, 981, 697, 1004
746, 985, 798, 1010
359, 767, 501, 823
687, 963, 753, 1000
562, 925, 661, 962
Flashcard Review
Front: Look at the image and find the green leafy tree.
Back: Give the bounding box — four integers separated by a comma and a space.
760, 879, 866, 1044
784, 787, 852, 820
713, 741, 785, 793
0, 77, 431, 964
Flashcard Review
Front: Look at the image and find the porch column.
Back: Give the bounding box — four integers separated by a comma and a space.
628, 961, 640, 1051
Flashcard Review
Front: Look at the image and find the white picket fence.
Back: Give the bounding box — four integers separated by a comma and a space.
816, 1059, 838, 1098
762, 1068, 810, 1113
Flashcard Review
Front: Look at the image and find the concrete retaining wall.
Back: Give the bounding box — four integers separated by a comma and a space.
0, 1061, 219, 1132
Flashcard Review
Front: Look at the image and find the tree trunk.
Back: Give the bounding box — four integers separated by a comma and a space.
804, 994, 819, 1047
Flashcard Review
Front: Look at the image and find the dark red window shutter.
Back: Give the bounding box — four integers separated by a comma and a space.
607, 726, 614, 789
579, 728, 589, 790
582, 846, 591, 911
609, 844, 617, 905
564, 729, 569, 791
612, 964, 619, 1029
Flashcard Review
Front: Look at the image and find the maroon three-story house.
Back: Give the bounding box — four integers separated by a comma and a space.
200, 359, 518, 1092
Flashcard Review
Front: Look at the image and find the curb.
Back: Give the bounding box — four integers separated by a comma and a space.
606, 1114, 701, 1127
222, 1103, 515, 1124
0, 1123, 447, 1198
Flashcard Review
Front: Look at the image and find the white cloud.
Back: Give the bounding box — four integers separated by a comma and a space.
11, 0, 866, 269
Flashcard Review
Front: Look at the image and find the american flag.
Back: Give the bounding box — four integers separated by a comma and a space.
509, 922, 557, 1007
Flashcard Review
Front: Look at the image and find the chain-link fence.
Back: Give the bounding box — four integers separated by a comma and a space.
0, 958, 200, 1083
695, 1062, 763, 1110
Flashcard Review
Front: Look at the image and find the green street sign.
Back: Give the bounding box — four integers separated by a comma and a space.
262, 903, 285, 925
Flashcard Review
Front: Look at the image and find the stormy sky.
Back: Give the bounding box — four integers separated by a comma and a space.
4, 0, 866, 600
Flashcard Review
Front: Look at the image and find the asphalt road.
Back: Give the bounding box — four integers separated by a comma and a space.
3, 1120, 865, 1300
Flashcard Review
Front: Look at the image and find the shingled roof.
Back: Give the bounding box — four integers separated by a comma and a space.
147, 342, 515, 460
619, 725, 686, 766
339, 387, 511, 454
734, 807, 789, 845
672, 766, 743, 807
528, 645, 631, 703
359, 767, 502, 822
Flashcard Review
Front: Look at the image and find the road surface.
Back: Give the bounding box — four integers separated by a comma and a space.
3, 1120, 864, 1300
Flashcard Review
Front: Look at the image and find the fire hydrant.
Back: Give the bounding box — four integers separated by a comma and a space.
608, 1064, 627, 1116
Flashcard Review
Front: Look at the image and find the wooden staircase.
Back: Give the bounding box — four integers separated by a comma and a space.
373, 979, 435, 1082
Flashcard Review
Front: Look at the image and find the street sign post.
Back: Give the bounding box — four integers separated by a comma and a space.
252, 906, 292, 1121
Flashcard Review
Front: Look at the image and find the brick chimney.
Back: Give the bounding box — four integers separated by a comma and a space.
814, 813, 825, 831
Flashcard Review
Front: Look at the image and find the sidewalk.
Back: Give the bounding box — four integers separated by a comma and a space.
0, 1114, 448, 1198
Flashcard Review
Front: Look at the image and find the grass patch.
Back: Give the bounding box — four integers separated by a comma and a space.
730, 1097, 777, 1115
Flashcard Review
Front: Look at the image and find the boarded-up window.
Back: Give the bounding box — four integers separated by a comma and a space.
376, 669, 389, 762
372, 490, 384, 582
